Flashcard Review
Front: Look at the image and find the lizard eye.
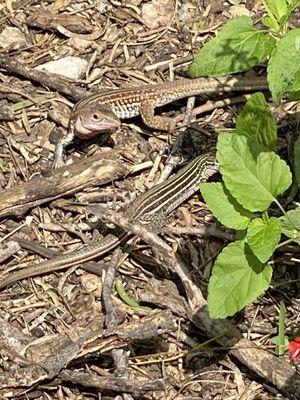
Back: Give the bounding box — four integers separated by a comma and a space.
92, 113, 100, 120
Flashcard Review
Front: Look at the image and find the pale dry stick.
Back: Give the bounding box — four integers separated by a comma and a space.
0, 223, 26, 243
173, 94, 252, 126
165, 226, 234, 241
85, 49, 98, 82
6, 137, 28, 181
123, 28, 173, 46
103, 249, 123, 330
109, 37, 123, 64
0, 241, 21, 264
115, 68, 154, 84
155, 96, 197, 185
146, 154, 162, 184
144, 55, 193, 72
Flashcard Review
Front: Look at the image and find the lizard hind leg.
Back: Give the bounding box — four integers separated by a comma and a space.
137, 211, 167, 233
140, 100, 177, 133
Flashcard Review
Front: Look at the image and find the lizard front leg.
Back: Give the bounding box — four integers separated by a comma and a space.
53, 126, 75, 169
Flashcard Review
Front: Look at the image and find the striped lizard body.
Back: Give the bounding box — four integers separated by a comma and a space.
72, 76, 268, 123
0, 152, 218, 290
54, 75, 268, 167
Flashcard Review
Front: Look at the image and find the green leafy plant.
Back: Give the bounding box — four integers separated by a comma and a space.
188, 2, 300, 103
262, 0, 299, 33
187, 1, 300, 318
199, 93, 300, 318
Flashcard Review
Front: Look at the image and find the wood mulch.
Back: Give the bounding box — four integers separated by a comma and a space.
0, 1, 299, 399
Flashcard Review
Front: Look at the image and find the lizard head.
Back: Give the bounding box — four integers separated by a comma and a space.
71, 104, 121, 138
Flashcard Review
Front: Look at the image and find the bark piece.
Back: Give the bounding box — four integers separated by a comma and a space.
0, 156, 128, 218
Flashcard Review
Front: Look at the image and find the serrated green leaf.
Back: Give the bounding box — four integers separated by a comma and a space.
280, 207, 300, 244
217, 133, 292, 211
188, 16, 275, 77
207, 240, 272, 318
247, 217, 281, 262
262, 0, 288, 21
262, 0, 298, 32
268, 29, 300, 103
235, 92, 277, 150
200, 182, 252, 230
262, 15, 280, 31
294, 135, 300, 187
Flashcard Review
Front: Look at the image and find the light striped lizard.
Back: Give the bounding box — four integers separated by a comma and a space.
0, 153, 218, 290
53, 75, 268, 167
